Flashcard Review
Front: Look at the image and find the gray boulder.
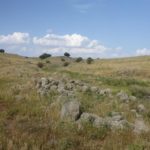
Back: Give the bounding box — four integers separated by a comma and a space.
117, 91, 129, 102
41, 77, 49, 87
78, 113, 105, 128
98, 88, 112, 96
81, 85, 90, 92
137, 104, 146, 113
91, 87, 99, 93
61, 100, 82, 121
129, 96, 137, 101
134, 119, 149, 134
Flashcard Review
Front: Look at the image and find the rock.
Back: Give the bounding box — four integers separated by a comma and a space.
64, 83, 74, 91
81, 85, 90, 92
36, 80, 42, 89
117, 91, 129, 102
137, 104, 146, 113
37, 88, 48, 96
129, 96, 137, 101
105, 112, 133, 130
99, 88, 112, 96
50, 85, 58, 91
111, 115, 124, 121
130, 109, 137, 114
44, 84, 51, 90
61, 100, 82, 121
134, 119, 149, 134
110, 112, 121, 117
91, 87, 99, 93
105, 116, 132, 130
41, 77, 49, 87
78, 112, 105, 128
51, 80, 59, 86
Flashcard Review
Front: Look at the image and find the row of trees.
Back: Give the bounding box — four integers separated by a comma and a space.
39, 52, 94, 64
0, 49, 5, 53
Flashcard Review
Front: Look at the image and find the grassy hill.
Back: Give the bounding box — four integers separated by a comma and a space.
0, 53, 150, 150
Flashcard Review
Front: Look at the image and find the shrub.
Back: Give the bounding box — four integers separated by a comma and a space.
86, 57, 94, 64
0, 49, 5, 53
37, 62, 44, 68
61, 58, 65, 62
64, 52, 70, 57
63, 62, 69, 67
46, 60, 50, 63
130, 85, 150, 99
75, 57, 83, 62
39, 53, 51, 59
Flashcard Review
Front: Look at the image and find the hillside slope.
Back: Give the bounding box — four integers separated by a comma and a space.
0, 53, 150, 150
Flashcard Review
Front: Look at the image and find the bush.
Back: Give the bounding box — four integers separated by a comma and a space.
46, 60, 50, 63
0, 49, 5, 53
37, 62, 44, 68
86, 57, 94, 64
64, 52, 70, 57
75, 57, 83, 62
61, 58, 65, 62
63, 62, 69, 67
39, 53, 51, 59
130, 85, 150, 99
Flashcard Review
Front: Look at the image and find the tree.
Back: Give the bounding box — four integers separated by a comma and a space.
75, 57, 83, 62
86, 57, 94, 64
39, 53, 51, 59
0, 49, 5, 53
64, 52, 70, 57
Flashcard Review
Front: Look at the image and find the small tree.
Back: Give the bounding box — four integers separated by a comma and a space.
39, 53, 51, 59
63, 62, 69, 67
61, 58, 65, 62
0, 49, 5, 53
64, 52, 70, 57
37, 62, 44, 68
86, 57, 94, 64
75, 57, 83, 62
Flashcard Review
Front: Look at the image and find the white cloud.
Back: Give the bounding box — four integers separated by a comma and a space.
0, 31, 122, 58
33, 33, 109, 56
74, 3, 92, 13
136, 48, 150, 56
0, 32, 30, 44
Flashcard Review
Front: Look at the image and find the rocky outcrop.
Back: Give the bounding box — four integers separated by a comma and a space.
35, 77, 149, 134
77, 112, 105, 128
77, 111, 133, 130
36, 77, 112, 97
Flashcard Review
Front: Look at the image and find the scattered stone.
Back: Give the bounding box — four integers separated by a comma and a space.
134, 119, 149, 134
137, 104, 146, 113
129, 96, 137, 101
130, 109, 137, 114
50, 85, 58, 91
117, 91, 129, 102
61, 100, 82, 121
81, 85, 90, 92
78, 112, 105, 128
41, 77, 49, 87
99, 88, 112, 96
91, 86, 99, 93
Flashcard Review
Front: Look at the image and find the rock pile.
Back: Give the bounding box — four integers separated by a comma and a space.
77, 111, 133, 130
36, 77, 112, 97
35, 77, 149, 134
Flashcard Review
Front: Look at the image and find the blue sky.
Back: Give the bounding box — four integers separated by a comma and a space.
0, 0, 150, 57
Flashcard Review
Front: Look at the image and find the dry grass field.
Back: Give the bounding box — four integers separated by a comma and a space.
0, 52, 150, 150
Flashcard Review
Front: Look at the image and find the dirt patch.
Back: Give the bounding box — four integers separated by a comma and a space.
0, 101, 8, 112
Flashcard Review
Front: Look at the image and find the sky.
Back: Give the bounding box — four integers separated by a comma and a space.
0, 0, 150, 58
